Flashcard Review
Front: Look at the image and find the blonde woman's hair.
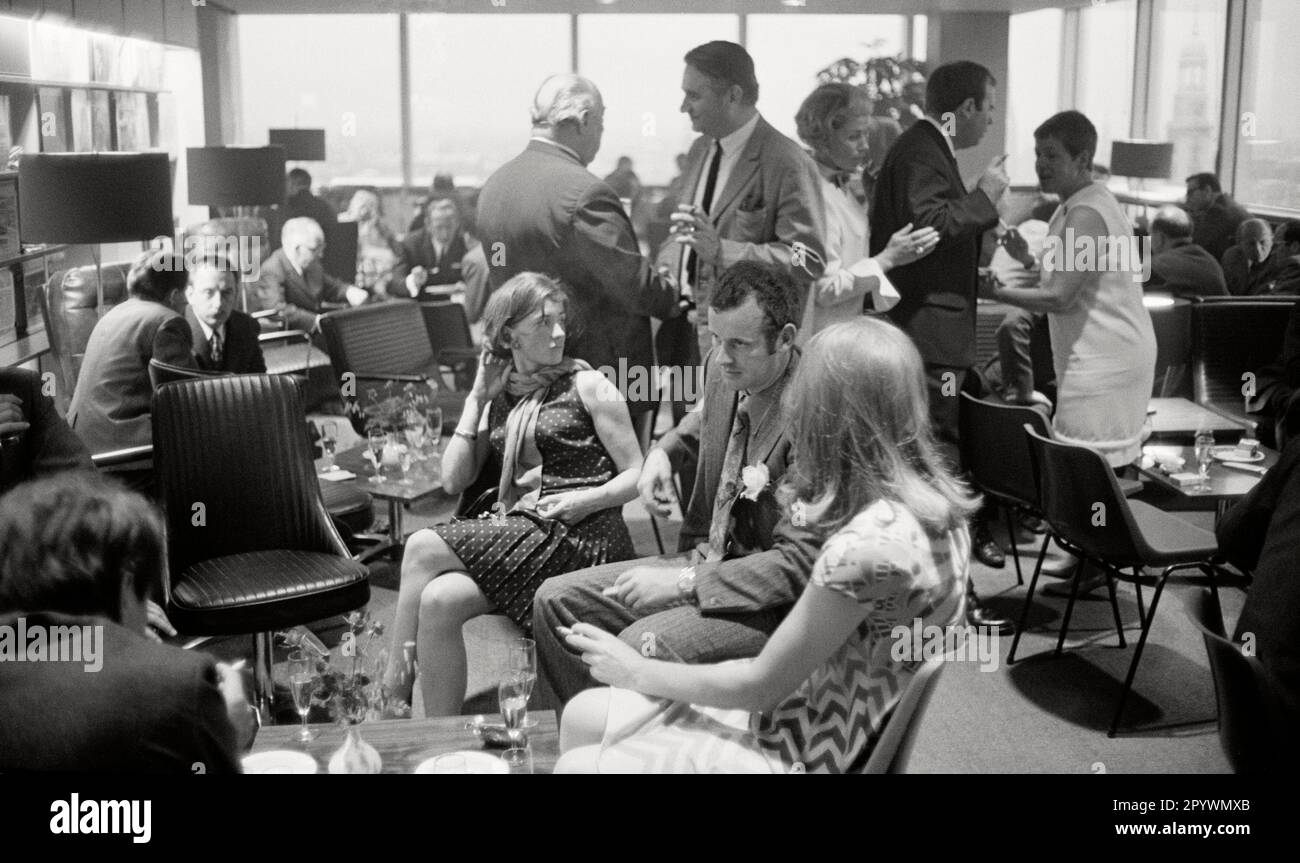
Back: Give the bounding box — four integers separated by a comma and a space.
778, 317, 979, 535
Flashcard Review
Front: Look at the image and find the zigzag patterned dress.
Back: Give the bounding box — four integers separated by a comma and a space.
595, 500, 968, 773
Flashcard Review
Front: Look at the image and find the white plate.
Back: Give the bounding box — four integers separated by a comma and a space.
242, 750, 318, 774
1211, 447, 1264, 463
414, 750, 509, 775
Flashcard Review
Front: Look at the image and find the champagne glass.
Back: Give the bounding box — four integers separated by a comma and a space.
396, 444, 415, 486
287, 650, 318, 743
423, 406, 444, 460
1194, 429, 1215, 492
404, 420, 427, 463
508, 638, 537, 728
366, 429, 388, 483
501, 746, 533, 775
319, 421, 339, 473
498, 673, 531, 746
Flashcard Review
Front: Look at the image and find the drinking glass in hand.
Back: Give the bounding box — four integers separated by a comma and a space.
287, 649, 318, 743
1194, 430, 1215, 492
367, 429, 388, 484
320, 421, 339, 473
498, 673, 531, 746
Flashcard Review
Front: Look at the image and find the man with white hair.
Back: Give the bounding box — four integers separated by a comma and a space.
475, 73, 678, 420
255, 217, 369, 340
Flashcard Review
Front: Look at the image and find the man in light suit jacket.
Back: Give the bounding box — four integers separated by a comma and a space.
868, 61, 1012, 629
67, 251, 196, 455
186, 254, 266, 374
655, 41, 828, 365
254, 217, 368, 343
476, 74, 678, 419
534, 262, 822, 706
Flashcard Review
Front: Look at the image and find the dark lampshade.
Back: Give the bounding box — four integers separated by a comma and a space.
268, 128, 326, 162
18, 152, 173, 244
1110, 140, 1175, 180
187, 146, 286, 207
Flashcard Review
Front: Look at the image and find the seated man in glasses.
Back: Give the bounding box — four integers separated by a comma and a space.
255, 217, 369, 344
185, 253, 266, 374
0, 474, 257, 772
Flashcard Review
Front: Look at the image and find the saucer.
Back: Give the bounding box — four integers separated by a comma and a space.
414, 751, 509, 774
1211, 447, 1264, 463
242, 750, 318, 774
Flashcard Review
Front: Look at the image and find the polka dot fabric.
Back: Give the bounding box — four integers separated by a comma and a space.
434, 371, 635, 631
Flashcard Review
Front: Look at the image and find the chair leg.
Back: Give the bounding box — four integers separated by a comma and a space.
1008, 534, 1051, 664
253, 631, 275, 720
1109, 569, 1171, 737
648, 513, 667, 555
1005, 504, 1024, 586
1133, 568, 1146, 621
1104, 568, 1127, 649
1054, 557, 1088, 657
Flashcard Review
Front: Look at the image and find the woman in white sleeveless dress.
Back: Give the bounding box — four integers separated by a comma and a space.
993, 110, 1156, 467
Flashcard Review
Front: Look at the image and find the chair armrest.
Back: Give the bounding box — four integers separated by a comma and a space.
354, 373, 427, 383
92, 444, 154, 469
258, 329, 311, 345
252, 309, 286, 334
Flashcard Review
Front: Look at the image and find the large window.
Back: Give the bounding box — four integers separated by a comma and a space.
577, 14, 737, 185
1006, 9, 1063, 185
1148, 0, 1227, 185
1074, 0, 1136, 170
237, 15, 401, 186
408, 14, 570, 189
1235, 0, 1300, 210
746, 14, 907, 146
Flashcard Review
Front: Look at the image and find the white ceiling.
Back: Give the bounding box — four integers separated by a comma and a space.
214, 0, 1096, 16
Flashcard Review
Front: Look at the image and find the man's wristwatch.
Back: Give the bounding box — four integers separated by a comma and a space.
676, 566, 698, 604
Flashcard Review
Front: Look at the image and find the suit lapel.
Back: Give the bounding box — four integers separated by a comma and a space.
709, 118, 767, 220
747, 350, 799, 468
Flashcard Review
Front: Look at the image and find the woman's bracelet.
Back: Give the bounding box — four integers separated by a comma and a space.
453, 428, 477, 442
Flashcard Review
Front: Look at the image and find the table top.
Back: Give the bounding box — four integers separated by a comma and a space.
1147, 397, 1249, 438
248, 711, 559, 774
321, 441, 445, 504
1137, 443, 1277, 501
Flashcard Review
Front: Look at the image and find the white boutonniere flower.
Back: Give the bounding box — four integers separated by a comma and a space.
740, 463, 770, 501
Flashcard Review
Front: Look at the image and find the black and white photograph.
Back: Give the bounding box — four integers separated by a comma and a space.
0, 0, 1295, 830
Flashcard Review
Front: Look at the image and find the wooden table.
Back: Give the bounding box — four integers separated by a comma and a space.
1147, 397, 1249, 440
320, 441, 445, 555
248, 711, 559, 774
1137, 443, 1277, 523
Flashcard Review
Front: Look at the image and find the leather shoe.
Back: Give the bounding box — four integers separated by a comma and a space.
972, 522, 1006, 569
966, 600, 1015, 635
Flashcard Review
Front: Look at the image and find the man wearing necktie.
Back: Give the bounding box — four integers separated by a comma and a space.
393, 193, 489, 313
534, 262, 823, 705
655, 41, 828, 371
185, 255, 266, 374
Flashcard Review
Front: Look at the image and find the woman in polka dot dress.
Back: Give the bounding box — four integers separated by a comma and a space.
385, 273, 643, 717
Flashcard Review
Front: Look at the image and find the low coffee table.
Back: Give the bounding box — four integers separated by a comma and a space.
1137, 443, 1277, 524
320, 442, 446, 557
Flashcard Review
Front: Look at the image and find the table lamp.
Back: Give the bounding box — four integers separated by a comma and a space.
268, 129, 326, 163
1111, 140, 1175, 223
18, 152, 173, 317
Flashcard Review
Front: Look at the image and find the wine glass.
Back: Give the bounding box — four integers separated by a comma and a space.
501, 746, 533, 775
287, 650, 318, 743
423, 407, 444, 460
319, 421, 339, 473
498, 673, 531, 747
1194, 429, 1216, 492
396, 444, 415, 486
404, 421, 427, 463
508, 638, 537, 728
366, 429, 388, 484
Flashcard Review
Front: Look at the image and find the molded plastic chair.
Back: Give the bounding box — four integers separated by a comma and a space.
1021, 426, 1225, 735
152, 374, 370, 714
419, 300, 479, 390
860, 656, 947, 774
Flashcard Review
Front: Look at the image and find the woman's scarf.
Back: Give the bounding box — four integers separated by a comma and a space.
495, 357, 592, 513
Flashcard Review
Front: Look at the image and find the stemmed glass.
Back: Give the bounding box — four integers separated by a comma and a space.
319, 421, 339, 474
423, 406, 444, 461
396, 444, 415, 486
1194, 429, 1216, 492
506, 638, 537, 729
498, 673, 532, 747
366, 429, 388, 484
404, 419, 428, 464
287, 650, 318, 743
501, 746, 533, 775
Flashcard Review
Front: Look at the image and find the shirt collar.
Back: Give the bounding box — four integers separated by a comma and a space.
715, 111, 761, 158
922, 115, 957, 158
530, 136, 582, 163
193, 317, 224, 342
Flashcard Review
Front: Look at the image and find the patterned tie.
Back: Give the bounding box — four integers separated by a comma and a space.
209, 331, 223, 365
682, 141, 723, 299
707, 393, 750, 561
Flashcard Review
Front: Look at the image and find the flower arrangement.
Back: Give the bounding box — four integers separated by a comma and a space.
345, 379, 439, 436
281, 612, 409, 724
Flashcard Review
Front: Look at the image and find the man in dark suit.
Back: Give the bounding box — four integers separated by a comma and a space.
1146, 205, 1228, 297
254, 217, 369, 342
186, 254, 266, 373
534, 262, 822, 705
393, 192, 490, 318
0, 367, 93, 496
1265, 220, 1300, 295
67, 250, 197, 455
656, 41, 827, 365
868, 60, 1012, 628
1186, 172, 1251, 262
476, 73, 678, 419
1222, 218, 1276, 296
0, 475, 255, 772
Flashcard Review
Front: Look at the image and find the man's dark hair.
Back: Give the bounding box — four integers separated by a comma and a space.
925, 61, 996, 117
1034, 110, 1098, 163
1278, 219, 1300, 248
0, 474, 163, 621
186, 251, 239, 279
1186, 172, 1221, 194
685, 41, 759, 105
710, 261, 800, 349
127, 249, 188, 303
288, 167, 312, 187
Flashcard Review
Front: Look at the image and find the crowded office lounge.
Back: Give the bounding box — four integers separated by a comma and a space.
0, 0, 1297, 781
